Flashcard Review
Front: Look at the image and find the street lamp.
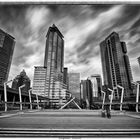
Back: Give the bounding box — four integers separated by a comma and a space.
108, 88, 114, 111
101, 90, 106, 110
132, 82, 140, 112
19, 84, 25, 111
4, 79, 13, 112
28, 89, 32, 110
117, 85, 124, 112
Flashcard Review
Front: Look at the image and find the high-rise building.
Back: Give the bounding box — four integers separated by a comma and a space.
100, 32, 133, 99
68, 72, 80, 100
12, 69, 30, 92
32, 66, 47, 96
88, 74, 102, 100
43, 24, 67, 105
0, 29, 15, 85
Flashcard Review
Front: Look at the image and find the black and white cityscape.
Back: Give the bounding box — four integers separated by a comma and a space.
0, 4, 140, 137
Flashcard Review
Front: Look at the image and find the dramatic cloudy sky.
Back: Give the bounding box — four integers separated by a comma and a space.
0, 4, 140, 86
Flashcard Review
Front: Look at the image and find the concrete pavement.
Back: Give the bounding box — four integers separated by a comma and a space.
0, 109, 140, 137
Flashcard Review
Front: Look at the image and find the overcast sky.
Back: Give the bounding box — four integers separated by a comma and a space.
0, 4, 140, 86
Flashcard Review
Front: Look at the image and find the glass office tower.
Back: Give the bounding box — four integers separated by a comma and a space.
0, 29, 15, 85
100, 32, 133, 99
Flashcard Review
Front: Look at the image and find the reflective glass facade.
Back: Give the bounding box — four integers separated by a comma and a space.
0, 29, 15, 85
100, 32, 133, 99
44, 24, 67, 105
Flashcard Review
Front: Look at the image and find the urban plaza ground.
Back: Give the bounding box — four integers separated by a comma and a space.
0, 109, 140, 137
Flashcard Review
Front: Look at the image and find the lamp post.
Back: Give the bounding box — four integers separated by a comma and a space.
117, 85, 124, 111
108, 88, 114, 111
4, 79, 13, 112
28, 89, 32, 110
19, 84, 25, 111
101, 90, 106, 110
132, 82, 140, 112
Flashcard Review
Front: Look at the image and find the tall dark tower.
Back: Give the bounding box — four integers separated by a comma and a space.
0, 29, 15, 85
100, 32, 133, 99
44, 24, 66, 105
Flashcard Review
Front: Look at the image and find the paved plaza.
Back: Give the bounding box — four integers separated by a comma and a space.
0, 109, 140, 137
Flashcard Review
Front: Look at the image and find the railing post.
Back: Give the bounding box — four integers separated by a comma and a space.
101, 90, 106, 110
117, 85, 124, 112
108, 88, 114, 111
28, 89, 32, 110
4, 83, 7, 112
19, 84, 25, 111
136, 83, 140, 112
4, 80, 12, 112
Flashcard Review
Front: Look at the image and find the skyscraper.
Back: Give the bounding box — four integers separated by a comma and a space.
12, 69, 30, 92
100, 32, 133, 99
44, 24, 67, 105
0, 29, 15, 85
68, 72, 80, 100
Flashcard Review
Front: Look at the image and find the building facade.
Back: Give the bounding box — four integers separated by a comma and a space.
68, 72, 80, 100
32, 66, 47, 96
0, 29, 15, 85
43, 24, 67, 105
80, 79, 92, 109
100, 32, 133, 99
12, 69, 30, 92
88, 74, 102, 100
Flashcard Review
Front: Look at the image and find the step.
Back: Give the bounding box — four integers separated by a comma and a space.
0, 128, 140, 137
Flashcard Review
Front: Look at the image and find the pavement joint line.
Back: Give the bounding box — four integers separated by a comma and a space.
0, 128, 140, 131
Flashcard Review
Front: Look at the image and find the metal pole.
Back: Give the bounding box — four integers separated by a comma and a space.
73, 100, 82, 110
60, 97, 75, 110
4, 80, 12, 112
136, 83, 139, 112
28, 89, 32, 110
4, 83, 7, 112
101, 91, 106, 110
108, 88, 114, 111
19, 84, 25, 111
19, 87, 22, 111
117, 85, 124, 112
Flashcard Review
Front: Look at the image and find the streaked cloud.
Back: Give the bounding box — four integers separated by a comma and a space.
0, 4, 140, 86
